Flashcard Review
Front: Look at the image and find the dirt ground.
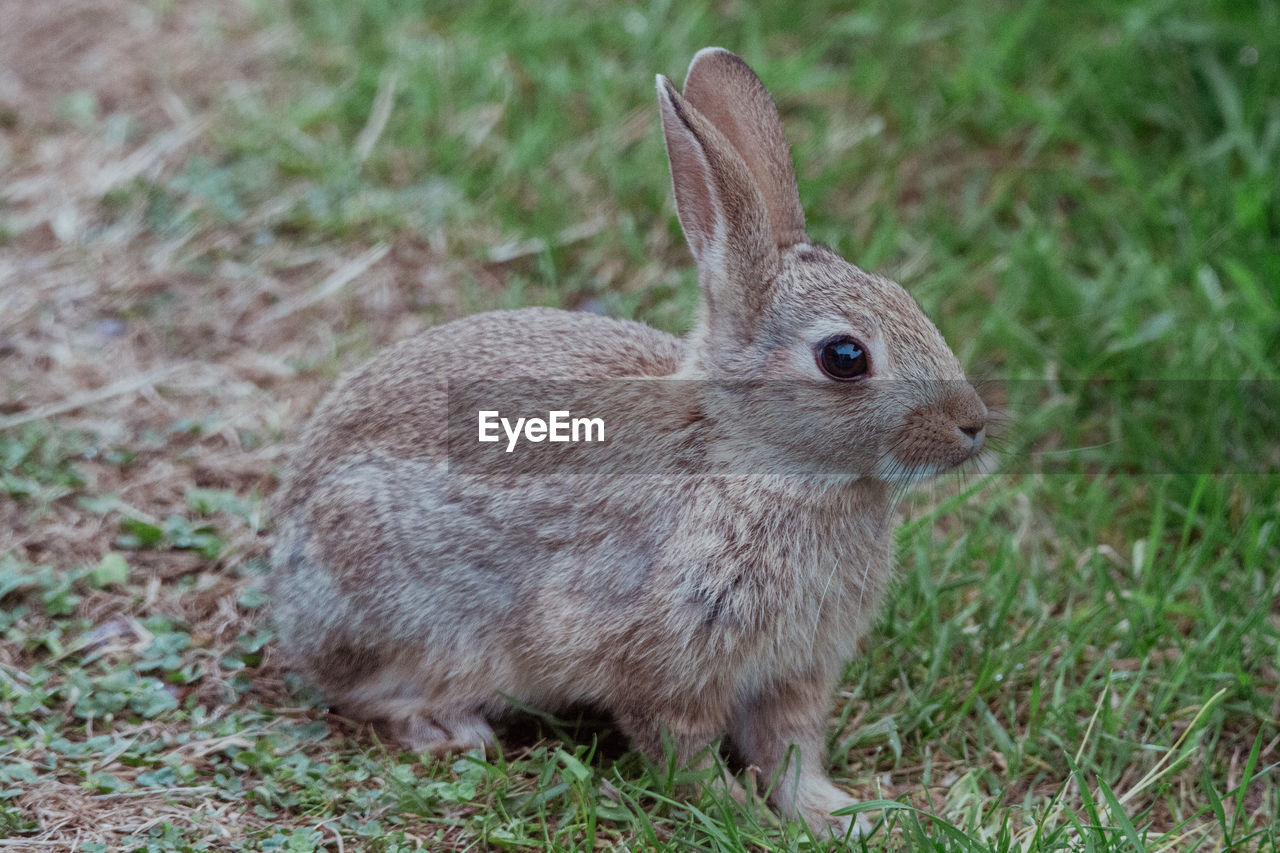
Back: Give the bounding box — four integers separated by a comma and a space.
0, 3, 456, 844
0, 0, 454, 566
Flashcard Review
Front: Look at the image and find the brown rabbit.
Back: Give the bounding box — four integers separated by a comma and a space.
269, 47, 987, 836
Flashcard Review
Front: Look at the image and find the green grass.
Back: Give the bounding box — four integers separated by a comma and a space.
3, 0, 1279, 849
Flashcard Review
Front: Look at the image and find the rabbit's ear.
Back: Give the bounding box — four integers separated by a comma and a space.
682, 48, 806, 248
657, 74, 778, 330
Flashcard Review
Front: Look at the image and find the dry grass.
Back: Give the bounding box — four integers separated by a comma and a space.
0, 2, 420, 846
0, 0, 448, 545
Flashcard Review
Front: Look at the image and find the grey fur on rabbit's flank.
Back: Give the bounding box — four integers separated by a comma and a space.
270, 47, 987, 836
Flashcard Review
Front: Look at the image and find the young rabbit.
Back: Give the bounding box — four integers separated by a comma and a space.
270, 47, 987, 836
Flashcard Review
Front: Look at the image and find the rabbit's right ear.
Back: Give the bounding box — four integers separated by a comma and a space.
657, 74, 778, 331
682, 48, 807, 248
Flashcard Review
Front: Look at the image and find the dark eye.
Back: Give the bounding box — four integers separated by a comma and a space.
817, 335, 869, 381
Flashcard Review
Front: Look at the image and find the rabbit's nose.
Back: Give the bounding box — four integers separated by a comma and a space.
951, 388, 988, 448
958, 422, 986, 456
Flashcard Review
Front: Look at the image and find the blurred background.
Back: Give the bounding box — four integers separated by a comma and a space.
1, 1, 1277, 849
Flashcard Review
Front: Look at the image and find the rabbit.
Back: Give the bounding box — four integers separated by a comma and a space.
269, 47, 987, 838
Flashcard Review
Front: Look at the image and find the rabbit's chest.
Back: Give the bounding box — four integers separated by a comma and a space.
668, 490, 895, 670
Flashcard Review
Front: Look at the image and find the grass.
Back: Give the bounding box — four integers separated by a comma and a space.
1, 0, 1278, 849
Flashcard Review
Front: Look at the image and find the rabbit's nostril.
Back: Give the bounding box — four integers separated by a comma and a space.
958, 423, 984, 440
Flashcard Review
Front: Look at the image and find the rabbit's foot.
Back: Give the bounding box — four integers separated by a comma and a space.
795, 780, 873, 840
388, 711, 493, 756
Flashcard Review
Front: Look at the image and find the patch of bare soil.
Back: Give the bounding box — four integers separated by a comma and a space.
0, 0, 455, 558
0, 2, 465, 845
1, 0, 276, 568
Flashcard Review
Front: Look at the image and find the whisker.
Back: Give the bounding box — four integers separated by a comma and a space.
808, 558, 840, 668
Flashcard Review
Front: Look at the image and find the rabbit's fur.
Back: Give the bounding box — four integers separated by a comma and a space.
270, 48, 987, 836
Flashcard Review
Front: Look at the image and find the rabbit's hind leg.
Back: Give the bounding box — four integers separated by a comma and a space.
324, 652, 500, 755
387, 708, 495, 756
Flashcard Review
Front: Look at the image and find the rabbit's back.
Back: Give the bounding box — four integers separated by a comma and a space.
277, 306, 685, 513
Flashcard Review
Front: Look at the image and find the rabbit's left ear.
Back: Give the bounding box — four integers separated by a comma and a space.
682, 48, 807, 248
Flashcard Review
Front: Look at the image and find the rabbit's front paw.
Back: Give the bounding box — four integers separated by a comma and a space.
797, 781, 873, 841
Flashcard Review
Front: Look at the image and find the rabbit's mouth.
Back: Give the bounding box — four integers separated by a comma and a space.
874, 442, 982, 484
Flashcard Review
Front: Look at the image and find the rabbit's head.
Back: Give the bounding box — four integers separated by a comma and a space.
659, 48, 986, 484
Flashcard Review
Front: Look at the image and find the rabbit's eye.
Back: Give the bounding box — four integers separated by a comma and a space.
817, 336, 869, 381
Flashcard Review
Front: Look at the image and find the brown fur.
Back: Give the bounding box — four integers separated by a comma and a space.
269, 47, 987, 837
